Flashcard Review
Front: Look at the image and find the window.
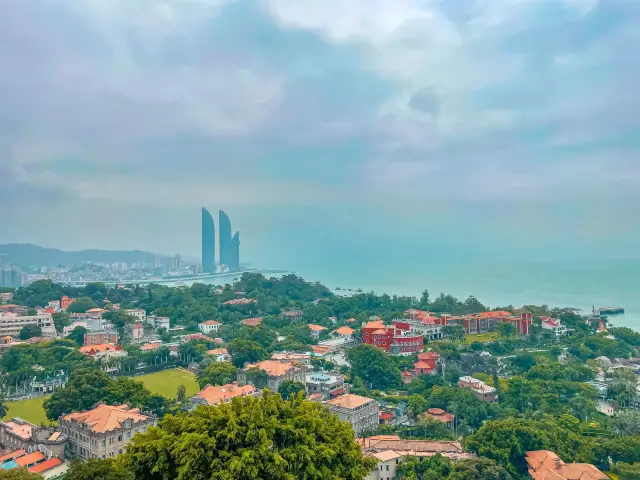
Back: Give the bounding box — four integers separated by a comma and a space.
118, 434, 122, 442
102, 440, 106, 447
386, 465, 389, 471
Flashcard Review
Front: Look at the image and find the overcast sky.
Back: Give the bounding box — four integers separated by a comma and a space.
2, 0, 640, 273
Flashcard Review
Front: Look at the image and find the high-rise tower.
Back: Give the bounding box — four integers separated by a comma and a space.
201, 208, 215, 274
218, 210, 232, 268
231, 231, 240, 271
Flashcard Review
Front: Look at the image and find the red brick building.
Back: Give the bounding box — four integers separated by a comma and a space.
361, 321, 423, 355
435, 312, 532, 335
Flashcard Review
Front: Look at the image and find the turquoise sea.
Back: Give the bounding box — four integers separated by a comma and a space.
175, 258, 640, 331
294, 258, 640, 331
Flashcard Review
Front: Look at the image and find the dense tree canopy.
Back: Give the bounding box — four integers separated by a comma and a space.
277, 380, 305, 400
67, 296, 98, 313
196, 362, 237, 388
227, 339, 269, 368
465, 416, 594, 477
19, 324, 42, 340
397, 454, 513, 480
44, 368, 173, 420
66, 459, 131, 480
347, 344, 402, 390
118, 392, 376, 480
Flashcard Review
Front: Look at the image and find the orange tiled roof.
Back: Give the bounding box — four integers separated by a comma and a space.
244, 359, 298, 377
327, 394, 375, 409
206, 348, 228, 355
200, 320, 221, 326
334, 326, 355, 335
28, 457, 62, 473
62, 404, 151, 434
372, 329, 387, 335
193, 383, 256, 406
15, 451, 45, 467
311, 345, 331, 355
308, 324, 328, 331
417, 352, 440, 361
240, 317, 262, 326
79, 343, 119, 354
140, 343, 162, 351
414, 361, 434, 370
525, 451, 608, 480
479, 311, 512, 318
364, 320, 386, 329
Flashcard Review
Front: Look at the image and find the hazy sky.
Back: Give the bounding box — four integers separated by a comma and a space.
2, 0, 640, 275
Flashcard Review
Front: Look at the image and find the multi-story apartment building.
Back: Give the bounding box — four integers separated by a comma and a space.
0, 313, 56, 337
149, 315, 170, 331
325, 394, 379, 435
237, 360, 305, 392
0, 418, 67, 459
84, 331, 118, 346
59, 404, 155, 460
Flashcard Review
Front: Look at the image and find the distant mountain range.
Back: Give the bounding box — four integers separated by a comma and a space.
0, 243, 158, 268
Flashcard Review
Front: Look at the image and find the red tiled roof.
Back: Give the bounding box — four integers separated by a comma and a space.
62, 404, 150, 434
414, 361, 434, 370
28, 457, 62, 473
15, 451, 45, 467
193, 383, 256, 406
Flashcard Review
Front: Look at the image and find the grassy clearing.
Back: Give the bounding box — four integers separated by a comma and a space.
3, 395, 52, 426
1, 369, 200, 425
135, 368, 200, 398
463, 332, 499, 344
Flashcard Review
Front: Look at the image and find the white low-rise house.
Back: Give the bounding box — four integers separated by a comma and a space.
540, 317, 568, 336
124, 309, 146, 323
332, 326, 355, 341
308, 324, 328, 339
206, 348, 231, 362
198, 320, 222, 335
596, 401, 616, 416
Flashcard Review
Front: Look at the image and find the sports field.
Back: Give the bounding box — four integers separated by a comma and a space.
135, 368, 199, 398
463, 332, 499, 343
2, 369, 200, 425
2, 395, 52, 425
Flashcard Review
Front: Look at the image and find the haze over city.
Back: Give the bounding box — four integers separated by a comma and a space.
2, 1, 640, 309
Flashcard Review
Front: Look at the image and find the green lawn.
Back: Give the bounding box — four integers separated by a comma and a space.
464, 332, 499, 344
1, 369, 200, 426
3, 395, 53, 426
135, 369, 200, 398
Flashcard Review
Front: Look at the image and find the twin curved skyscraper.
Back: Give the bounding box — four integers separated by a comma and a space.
201, 208, 240, 273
